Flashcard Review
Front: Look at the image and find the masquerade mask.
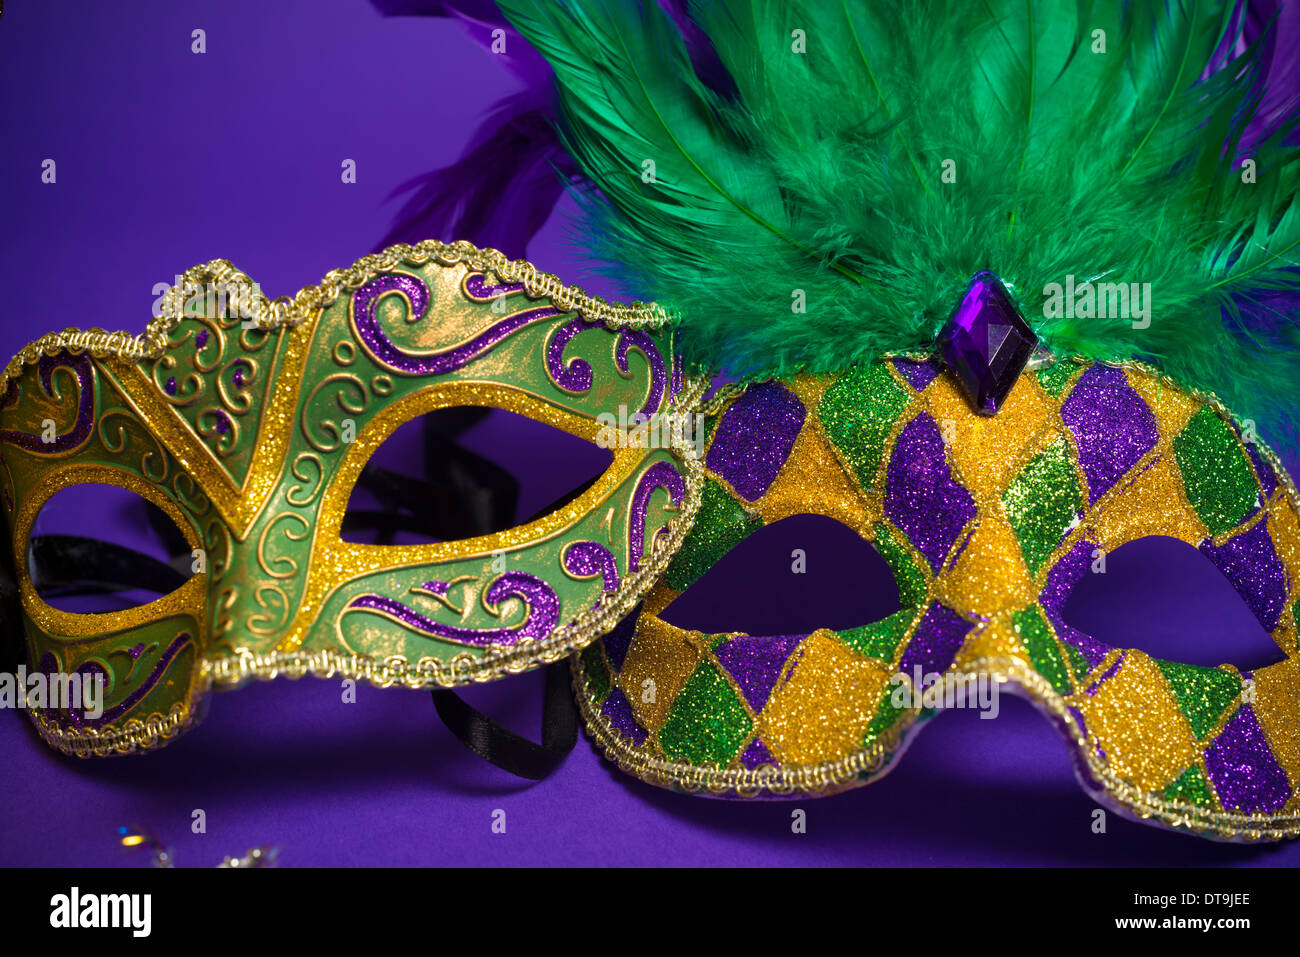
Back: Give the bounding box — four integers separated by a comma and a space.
574, 357, 1300, 841
492, 0, 1300, 840
0, 239, 702, 756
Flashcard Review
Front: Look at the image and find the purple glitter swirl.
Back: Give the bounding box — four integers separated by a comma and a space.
545, 319, 666, 415
615, 330, 667, 416
352, 273, 558, 376
563, 540, 621, 594
346, 571, 560, 647
0, 353, 95, 453
628, 461, 687, 572
546, 317, 599, 392
46, 633, 193, 729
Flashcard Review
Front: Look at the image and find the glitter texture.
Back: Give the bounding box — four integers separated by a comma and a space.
714, 633, 807, 711
705, 381, 805, 501
353, 272, 560, 375
346, 571, 561, 646
601, 687, 650, 746
1199, 517, 1288, 631
897, 603, 974, 677
1204, 706, 1292, 813
1173, 406, 1260, 537
657, 662, 753, 766
1060, 364, 1158, 503
664, 479, 762, 591
628, 461, 687, 571
884, 413, 976, 573
819, 361, 911, 489
1152, 659, 1241, 740
1002, 436, 1082, 575
0, 353, 95, 453
891, 356, 940, 392
573, 358, 1300, 839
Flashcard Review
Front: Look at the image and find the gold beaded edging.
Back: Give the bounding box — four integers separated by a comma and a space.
8, 240, 693, 756
0, 239, 676, 399
570, 650, 926, 799
27, 700, 198, 759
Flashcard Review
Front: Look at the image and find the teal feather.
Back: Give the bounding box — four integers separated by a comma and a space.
498, 0, 1300, 436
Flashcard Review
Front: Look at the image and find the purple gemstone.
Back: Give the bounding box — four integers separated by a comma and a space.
214, 410, 230, 434
164, 376, 177, 395
936, 272, 1037, 415
232, 362, 246, 388
195, 330, 209, 349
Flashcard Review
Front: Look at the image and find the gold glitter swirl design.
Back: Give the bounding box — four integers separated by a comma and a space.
96, 409, 171, 485
284, 452, 326, 507
298, 373, 369, 454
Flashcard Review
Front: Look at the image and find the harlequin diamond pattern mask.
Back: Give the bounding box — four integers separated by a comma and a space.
491, 0, 1300, 840
574, 358, 1300, 840
0, 240, 702, 756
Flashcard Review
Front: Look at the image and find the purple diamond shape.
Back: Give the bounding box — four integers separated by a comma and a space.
936, 272, 1037, 415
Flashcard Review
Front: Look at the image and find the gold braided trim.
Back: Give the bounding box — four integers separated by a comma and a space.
571, 650, 925, 799
28, 700, 198, 759
0, 238, 676, 398
576, 651, 1300, 839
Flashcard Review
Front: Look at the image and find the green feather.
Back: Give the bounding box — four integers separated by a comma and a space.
499, 0, 1300, 436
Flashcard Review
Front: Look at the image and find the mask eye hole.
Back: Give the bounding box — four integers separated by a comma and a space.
340, 406, 614, 546
27, 483, 193, 614
660, 514, 903, 635
1061, 535, 1285, 669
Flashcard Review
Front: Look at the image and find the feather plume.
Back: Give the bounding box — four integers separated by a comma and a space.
497, 0, 1300, 439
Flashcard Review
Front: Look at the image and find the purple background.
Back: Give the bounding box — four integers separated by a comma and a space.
1, 0, 1297, 867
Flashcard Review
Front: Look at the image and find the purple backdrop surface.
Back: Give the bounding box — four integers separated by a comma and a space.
1, 0, 1297, 867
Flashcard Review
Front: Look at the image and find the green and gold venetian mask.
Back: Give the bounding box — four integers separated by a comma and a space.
0, 239, 702, 756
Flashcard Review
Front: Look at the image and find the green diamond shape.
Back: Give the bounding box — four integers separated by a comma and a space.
873, 525, 929, 607
819, 362, 912, 490
1172, 407, 1258, 537
1002, 436, 1082, 575
1064, 641, 1094, 684
657, 661, 753, 766
1013, 606, 1072, 695
1162, 764, 1214, 808
1153, 659, 1241, 740
837, 607, 917, 664
664, 479, 762, 591
1035, 361, 1078, 397
578, 643, 611, 704
861, 693, 908, 748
